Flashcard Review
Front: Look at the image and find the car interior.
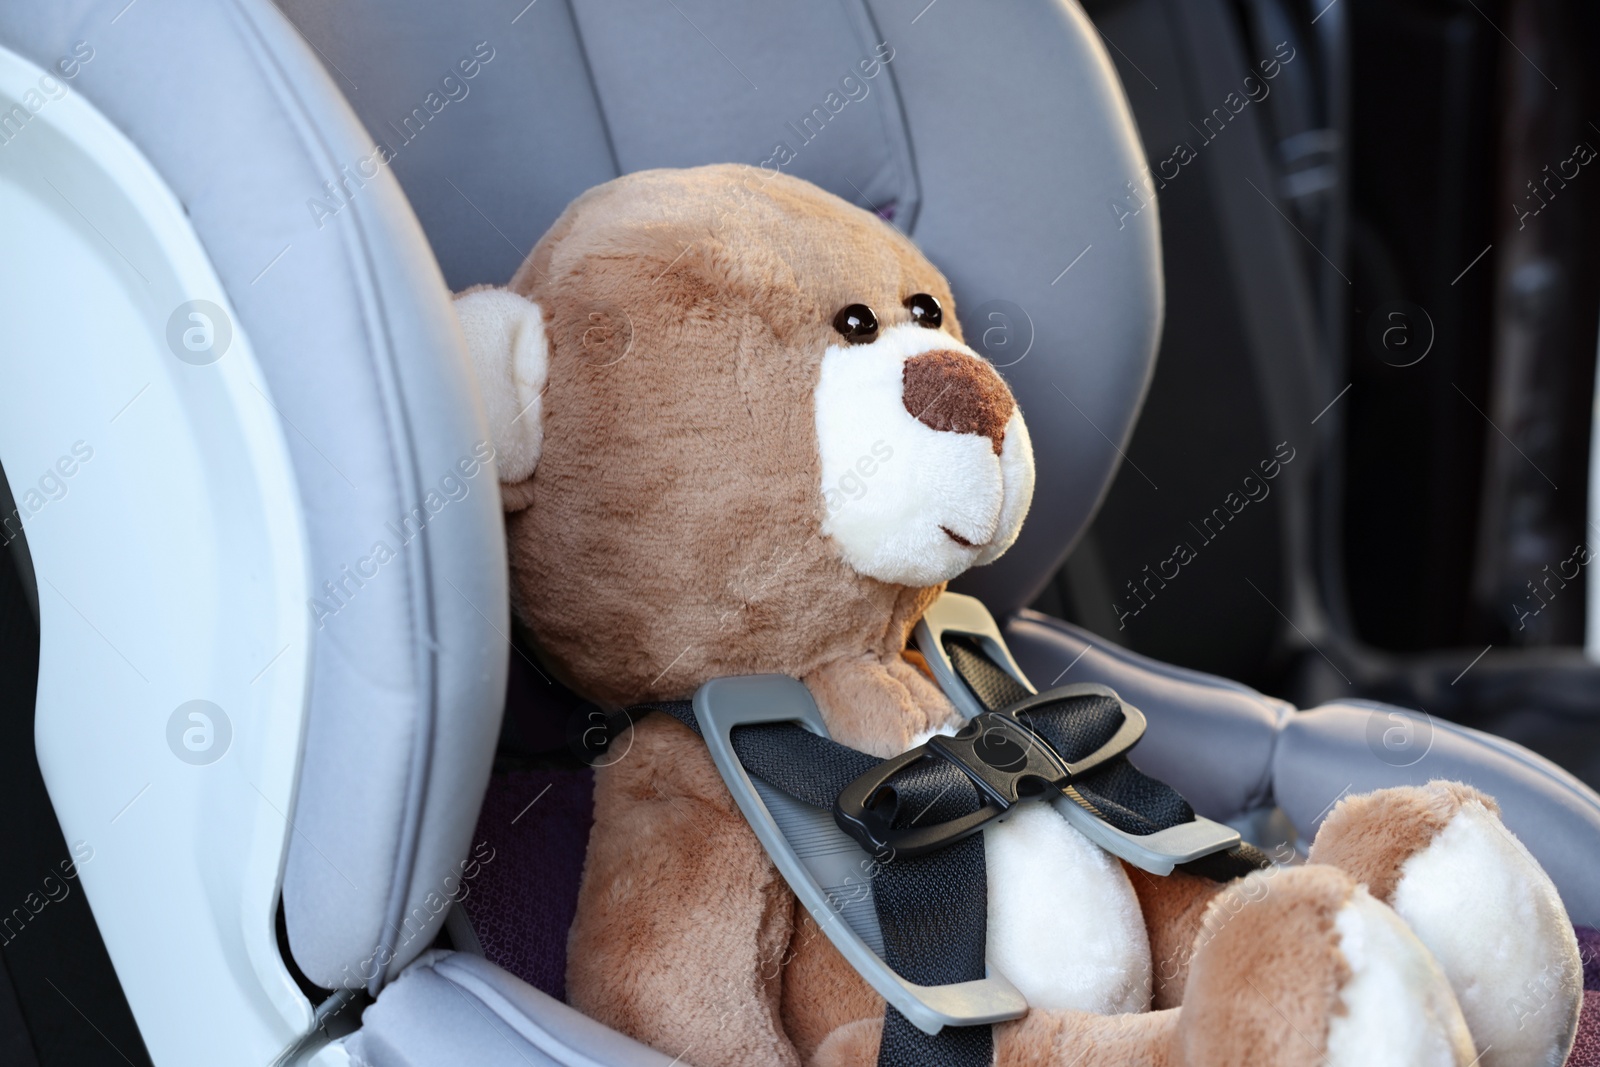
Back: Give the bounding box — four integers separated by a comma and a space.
0, 1, 1597, 1064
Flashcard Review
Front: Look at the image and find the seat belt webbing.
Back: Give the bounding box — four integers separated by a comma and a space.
871, 781, 991, 1067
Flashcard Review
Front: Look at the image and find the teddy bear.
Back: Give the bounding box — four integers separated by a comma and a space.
452, 163, 1583, 1067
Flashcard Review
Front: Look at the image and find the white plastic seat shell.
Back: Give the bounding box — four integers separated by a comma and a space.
2, 0, 510, 1045
0, 40, 315, 1066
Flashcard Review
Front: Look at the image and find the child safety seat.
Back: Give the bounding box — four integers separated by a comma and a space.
1, 2, 1597, 1064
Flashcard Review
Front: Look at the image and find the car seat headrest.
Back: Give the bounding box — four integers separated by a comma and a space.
277, 0, 1164, 617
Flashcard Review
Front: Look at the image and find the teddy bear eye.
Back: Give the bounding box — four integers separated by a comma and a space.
832, 303, 879, 344
904, 293, 942, 329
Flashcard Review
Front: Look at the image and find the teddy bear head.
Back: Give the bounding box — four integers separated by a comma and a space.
456, 164, 1033, 706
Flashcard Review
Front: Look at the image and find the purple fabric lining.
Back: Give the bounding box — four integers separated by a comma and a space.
1580, 926, 1600, 992
1573, 991, 1600, 1067
1575, 928, 1600, 1067
458, 766, 594, 1002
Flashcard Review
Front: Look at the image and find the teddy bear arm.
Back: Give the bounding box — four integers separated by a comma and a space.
777, 906, 887, 1064
567, 716, 804, 1067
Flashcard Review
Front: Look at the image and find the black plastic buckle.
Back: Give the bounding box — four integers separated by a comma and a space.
832, 686, 1146, 859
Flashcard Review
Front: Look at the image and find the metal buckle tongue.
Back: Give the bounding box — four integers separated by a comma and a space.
833, 685, 1147, 860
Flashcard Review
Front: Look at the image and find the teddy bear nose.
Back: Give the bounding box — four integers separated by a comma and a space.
901, 350, 1015, 454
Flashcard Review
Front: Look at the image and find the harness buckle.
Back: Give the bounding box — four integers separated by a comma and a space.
693, 674, 1030, 1034
833, 687, 1147, 859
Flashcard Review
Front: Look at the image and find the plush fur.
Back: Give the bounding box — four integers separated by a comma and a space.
984, 805, 1151, 1013
455, 164, 1580, 1066
503, 166, 958, 710
452, 286, 548, 482
1313, 781, 1584, 1066
1123, 864, 1228, 1010
814, 323, 1034, 586
1324, 888, 1474, 1066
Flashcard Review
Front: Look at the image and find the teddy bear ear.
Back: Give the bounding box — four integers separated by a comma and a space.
453, 286, 549, 508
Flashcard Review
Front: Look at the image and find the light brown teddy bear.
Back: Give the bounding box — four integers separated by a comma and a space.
454, 164, 1582, 1067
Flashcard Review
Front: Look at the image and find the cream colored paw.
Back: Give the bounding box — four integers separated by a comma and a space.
1326, 886, 1476, 1067
1176, 864, 1471, 1066
984, 803, 1151, 1013
1390, 798, 1582, 1067
810, 1018, 880, 1067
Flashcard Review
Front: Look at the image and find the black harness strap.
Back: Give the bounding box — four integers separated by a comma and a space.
869, 783, 992, 1067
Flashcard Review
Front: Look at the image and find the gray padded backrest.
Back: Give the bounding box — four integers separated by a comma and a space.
0, 2, 509, 988
275, 0, 1164, 619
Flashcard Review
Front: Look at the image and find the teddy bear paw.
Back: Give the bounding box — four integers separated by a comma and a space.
1323, 884, 1478, 1067
1178, 864, 1474, 1067
1311, 781, 1583, 1067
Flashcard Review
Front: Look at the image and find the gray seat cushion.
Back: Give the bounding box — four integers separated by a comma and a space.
351, 951, 677, 1067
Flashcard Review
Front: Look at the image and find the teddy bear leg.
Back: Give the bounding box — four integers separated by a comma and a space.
1176, 863, 1474, 1066
1310, 781, 1583, 1067
815, 864, 1473, 1067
